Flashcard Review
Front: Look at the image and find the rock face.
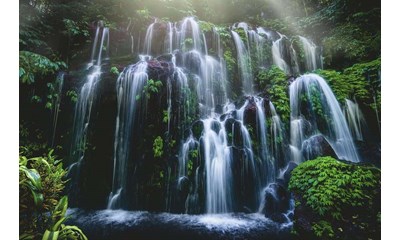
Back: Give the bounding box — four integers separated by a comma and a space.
261, 182, 291, 223
301, 134, 337, 161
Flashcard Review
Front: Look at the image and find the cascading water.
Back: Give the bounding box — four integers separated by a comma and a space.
202, 118, 233, 213
108, 58, 149, 209
298, 36, 320, 71
66, 17, 355, 222
289, 74, 360, 163
344, 99, 367, 141
231, 30, 254, 94
269, 101, 287, 168
70, 24, 109, 171
272, 34, 291, 74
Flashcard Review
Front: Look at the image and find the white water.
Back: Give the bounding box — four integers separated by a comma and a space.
231, 31, 254, 94
203, 118, 233, 213
68, 17, 353, 220
298, 36, 319, 71
290, 74, 360, 162
108, 59, 149, 209
70, 25, 109, 169
344, 99, 367, 141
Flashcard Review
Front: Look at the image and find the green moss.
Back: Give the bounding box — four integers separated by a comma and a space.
198, 20, 214, 33
289, 156, 381, 239
153, 136, 164, 158
315, 58, 380, 112
256, 66, 290, 122
223, 50, 236, 74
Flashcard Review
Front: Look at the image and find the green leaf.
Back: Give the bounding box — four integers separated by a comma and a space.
42, 230, 59, 240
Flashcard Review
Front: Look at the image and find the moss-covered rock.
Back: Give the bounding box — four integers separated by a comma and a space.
289, 156, 380, 239
256, 66, 290, 122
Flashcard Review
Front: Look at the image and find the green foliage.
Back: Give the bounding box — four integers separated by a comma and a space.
289, 156, 381, 239
66, 90, 78, 103
312, 220, 335, 238
19, 51, 67, 85
223, 50, 236, 74
63, 19, 89, 37
198, 21, 214, 33
110, 66, 120, 76
256, 66, 290, 122
43, 196, 88, 240
153, 136, 164, 158
163, 110, 169, 124
315, 58, 381, 111
143, 79, 163, 100
20, 150, 87, 239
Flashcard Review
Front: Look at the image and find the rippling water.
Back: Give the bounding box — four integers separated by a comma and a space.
66, 209, 292, 240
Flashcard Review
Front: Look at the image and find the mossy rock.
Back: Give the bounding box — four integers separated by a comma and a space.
289, 156, 380, 239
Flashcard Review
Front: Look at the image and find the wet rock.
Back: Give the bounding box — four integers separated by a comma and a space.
147, 59, 174, 81
301, 134, 337, 161
191, 120, 204, 139
261, 183, 290, 223
282, 161, 298, 187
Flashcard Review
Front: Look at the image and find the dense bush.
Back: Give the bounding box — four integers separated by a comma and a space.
289, 156, 381, 239
256, 66, 290, 122
19, 150, 86, 240
315, 58, 381, 112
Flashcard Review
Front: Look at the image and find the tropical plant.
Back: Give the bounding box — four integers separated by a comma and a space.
19, 150, 86, 240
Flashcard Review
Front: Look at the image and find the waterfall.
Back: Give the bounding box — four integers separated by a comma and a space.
344, 99, 367, 141
298, 36, 319, 71
108, 59, 149, 209
269, 101, 287, 168
143, 21, 156, 55
70, 25, 109, 169
272, 34, 290, 74
289, 74, 360, 162
66, 17, 342, 217
203, 118, 233, 213
231, 31, 253, 94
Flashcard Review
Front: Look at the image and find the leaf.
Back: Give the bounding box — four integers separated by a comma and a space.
42, 230, 59, 240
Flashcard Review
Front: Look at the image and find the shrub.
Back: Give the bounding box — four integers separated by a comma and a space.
256, 66, 290, 122
19, 150, 87, 240
289, 156, 381, 239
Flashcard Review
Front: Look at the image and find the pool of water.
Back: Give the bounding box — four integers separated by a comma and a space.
66, 209, 292, 240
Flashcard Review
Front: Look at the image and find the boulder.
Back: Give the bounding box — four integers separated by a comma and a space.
261, 182, 291, 223
301, 134, 337, 161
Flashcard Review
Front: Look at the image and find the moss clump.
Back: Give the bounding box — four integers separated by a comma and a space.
289, 156, 380, 239
256, 66, 290, 122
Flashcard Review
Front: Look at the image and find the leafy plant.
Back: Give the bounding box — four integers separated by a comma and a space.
110, 66, 120, 75
19, 51, 67, 85
153, 136, 164, 158
66, 90, 78, 103
256, 66, 290, 122
143, 79, 163, 100
289, 156, 381, 239
19, 150, 86, 239
42, 196, 88, 240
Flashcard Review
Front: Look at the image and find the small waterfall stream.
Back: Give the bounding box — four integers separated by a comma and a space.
289, 74, 360, 162
70, 24, 109, 170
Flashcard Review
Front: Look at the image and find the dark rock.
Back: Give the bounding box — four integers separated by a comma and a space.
262, 183, 290, 223
147, 59, 174, 81
282, 161, 298, 187
301, 134, 337, 161
232, 120, 244, 148
191, 120, 204, 139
